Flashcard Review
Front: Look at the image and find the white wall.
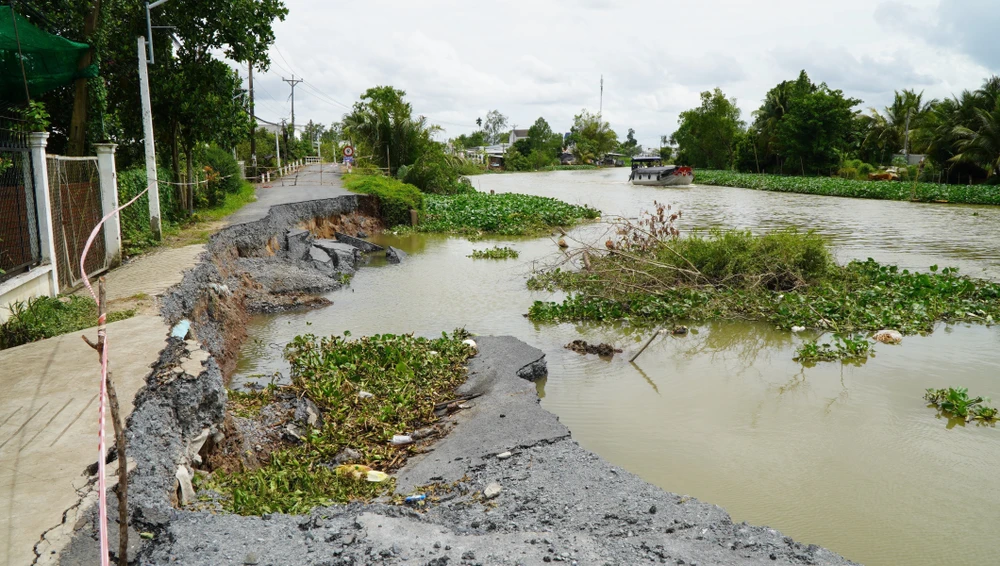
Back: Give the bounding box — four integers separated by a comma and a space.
0, 265, 55, 323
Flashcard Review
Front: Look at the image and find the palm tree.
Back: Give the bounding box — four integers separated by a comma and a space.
861, 90, 935, 165
952, 94, 1000, 177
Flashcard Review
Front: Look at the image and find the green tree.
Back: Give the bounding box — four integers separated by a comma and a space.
952, 93, 1000, 177
342, 86, 436, 175
452, 131, 487, 150
619, 128, 641, 157
482, 110, 508, 145
860, 90, 935, 165
670, 88, 744, 169
776, 82, 860, 175
525, 117, 562, 157
568, 110, 617, 163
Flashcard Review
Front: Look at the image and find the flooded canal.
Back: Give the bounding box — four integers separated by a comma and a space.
235, 170, 1000, 566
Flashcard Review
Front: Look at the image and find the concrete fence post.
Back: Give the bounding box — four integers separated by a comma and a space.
94, 144, 122, 268
27, 132, 59, 295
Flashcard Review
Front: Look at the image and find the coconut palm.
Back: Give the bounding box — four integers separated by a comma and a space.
952, 94, 1000, 176
860, 90, 935, 165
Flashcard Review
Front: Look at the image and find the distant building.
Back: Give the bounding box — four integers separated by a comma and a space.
508, 129, 530, 145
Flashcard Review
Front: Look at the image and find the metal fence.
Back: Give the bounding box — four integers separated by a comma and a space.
0, 127, 40, 283
47, 155, 107, 289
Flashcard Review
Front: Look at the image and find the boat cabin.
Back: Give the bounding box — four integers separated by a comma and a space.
631, 156, 665, 169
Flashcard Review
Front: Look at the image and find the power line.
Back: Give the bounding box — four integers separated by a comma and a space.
282, 74, 304, 129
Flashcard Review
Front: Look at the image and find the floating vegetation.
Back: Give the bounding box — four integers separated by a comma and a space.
794, 334, 874, 364
696, 170, 1000, 205
564, 340, 621, 357
527, 205, 1000, 362
469, 246, 519, 260
417, 192, 600, 236
207, 331, 475, 515
924, 387, 999, 423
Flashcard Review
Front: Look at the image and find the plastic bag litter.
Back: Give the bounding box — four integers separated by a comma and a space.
366, 470, 389, 482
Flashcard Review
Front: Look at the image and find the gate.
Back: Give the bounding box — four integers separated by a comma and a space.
47, 156, 107, 289
0, 127, 40, 283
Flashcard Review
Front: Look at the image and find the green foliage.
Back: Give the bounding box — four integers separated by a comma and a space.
0, 296, 134, 350
208, 331, 474, 514
568, 110, 617, 164
671, 88, 744, 169
468, 246, 519, 260
20, 101, 50, 131
924, 387, 998, 423
451, 130, 487, 150
117, 166, 177, 256
775, 77, 861, 175
527, 228, 1000, 342
200, 146, 242, 207
402, 143, 469, 194
696, 170, 1000, 205
417, 192, 600, 236
343, 174, 424, 227
794, 334, 873, 363
482, 110, 508, 145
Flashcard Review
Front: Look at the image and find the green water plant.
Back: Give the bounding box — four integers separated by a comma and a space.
924, 387, 999, 423
527, 206, 1000, 358
207, 331, 475, 515
417, 192, 600, 236
696, 170, 1000, 206
794, 334, 873, 363
469, 246, 519, 260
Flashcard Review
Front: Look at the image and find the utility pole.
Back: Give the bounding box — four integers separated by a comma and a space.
599, 75, 603, 117
275, 122, 282, 168
137, 0, 171, 241
248, 62, 256, 178
903, 107, 912, 163
282, 74, 303, 130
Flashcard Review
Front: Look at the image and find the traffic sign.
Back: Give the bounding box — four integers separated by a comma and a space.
343, 145, 354, 158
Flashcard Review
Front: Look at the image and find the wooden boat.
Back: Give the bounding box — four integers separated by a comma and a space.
628, 156, 693, 186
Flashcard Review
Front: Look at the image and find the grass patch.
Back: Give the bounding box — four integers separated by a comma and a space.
527, 209, 1000, 342
207, 331, 475, 515
190, 181, 257, 223
343, 174, 425, 227
417, 192, 599, 236
468, 246, 519, 260
540, 164, 599, 171
0, 296, 136, 350
924, 387, 998, 423
696, 170, 1000, 205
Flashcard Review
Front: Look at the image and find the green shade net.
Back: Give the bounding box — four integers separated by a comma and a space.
0, 6, 97, 101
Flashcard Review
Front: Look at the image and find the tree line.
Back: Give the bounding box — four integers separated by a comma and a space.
671, 70, 1000, 184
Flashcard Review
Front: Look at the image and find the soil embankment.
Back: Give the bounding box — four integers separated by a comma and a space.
53, 195, 856, 566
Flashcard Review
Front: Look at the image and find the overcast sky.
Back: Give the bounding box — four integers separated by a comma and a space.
244, 0, 999, 149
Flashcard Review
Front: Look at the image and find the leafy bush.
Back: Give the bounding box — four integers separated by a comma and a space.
1, 296, 134, 350
117, 166, 176, 255
857, 162, 876, 177
696, 170, 1000, 205
201, 146, 242, 207
343, 174, 424, 227
418, 192, 600, 236
837, 167, 859, 180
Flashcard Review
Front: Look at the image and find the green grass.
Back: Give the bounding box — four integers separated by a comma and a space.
207, 331, 475, 515
417, 192, 600, 236
527, 229, 1000, 338
343, 174, 425, 227
696, 170, 1000, 205
540, 164, 599, 171
190, 181, 257, 222
468, 246, 519, 260
0, 296, 136, 350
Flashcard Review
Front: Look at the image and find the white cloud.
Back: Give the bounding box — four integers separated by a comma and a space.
243, 0, 996, 149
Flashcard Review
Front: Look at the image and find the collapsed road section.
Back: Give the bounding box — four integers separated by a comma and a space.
50, 195, 856, 566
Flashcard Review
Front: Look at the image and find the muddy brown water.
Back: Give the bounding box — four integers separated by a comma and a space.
236, 169, 1000, 566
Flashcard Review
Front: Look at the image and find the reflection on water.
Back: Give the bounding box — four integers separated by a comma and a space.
235, 171, 1000, 566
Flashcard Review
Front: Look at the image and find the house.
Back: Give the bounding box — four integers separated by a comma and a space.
508, 129, 529, 145
484, 144, 507, 168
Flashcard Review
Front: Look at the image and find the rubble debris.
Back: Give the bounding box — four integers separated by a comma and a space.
565, 340, 622, 357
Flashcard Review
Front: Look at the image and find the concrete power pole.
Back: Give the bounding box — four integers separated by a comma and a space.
137, 37, 160, 240
282, 74, 304, 130
249, 62, 256, 177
